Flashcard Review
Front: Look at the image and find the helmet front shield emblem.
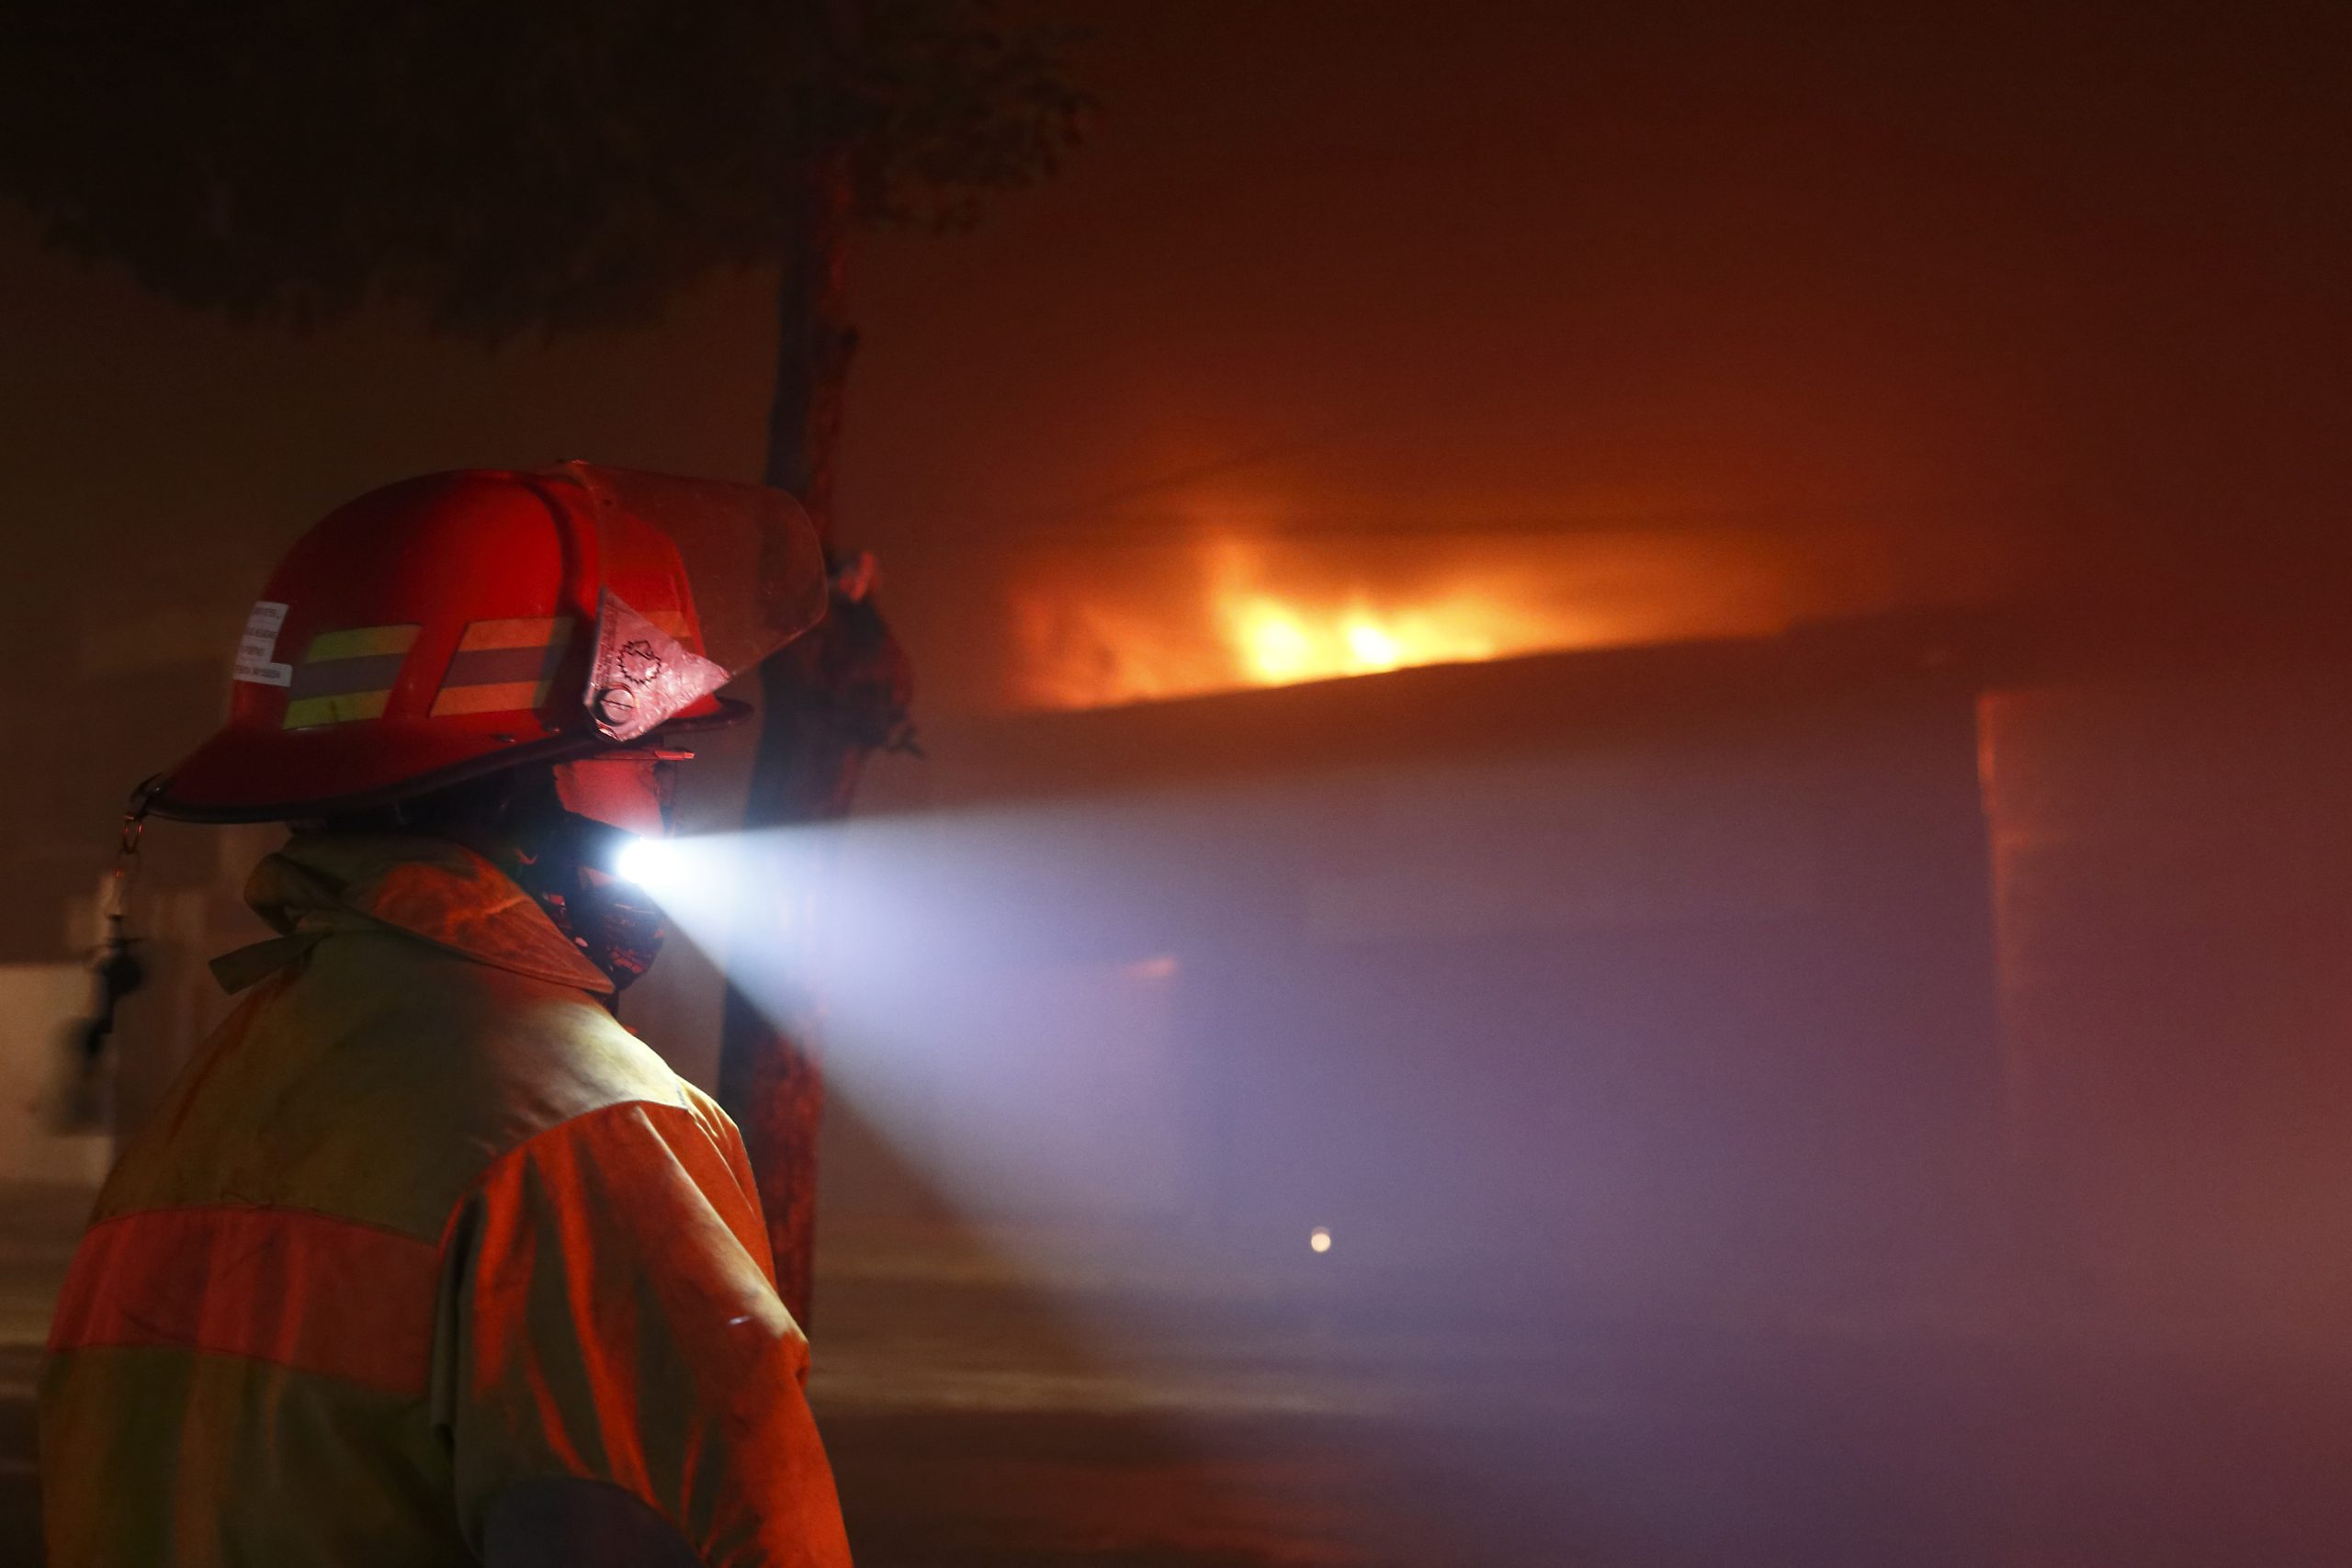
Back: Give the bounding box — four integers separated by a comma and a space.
562, 460, 830, 739
585, 591, 732, 740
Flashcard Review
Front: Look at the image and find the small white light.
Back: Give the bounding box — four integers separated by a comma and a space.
1309, 1225, 1332, 1254
616, 836, 672, 887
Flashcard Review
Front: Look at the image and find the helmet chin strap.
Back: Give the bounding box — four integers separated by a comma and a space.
423, 761, 672, 1006
492, 805, 670, 1004
326, 753, 680, 1004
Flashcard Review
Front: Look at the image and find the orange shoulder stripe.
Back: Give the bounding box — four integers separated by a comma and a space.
46, 1205, 441, 1397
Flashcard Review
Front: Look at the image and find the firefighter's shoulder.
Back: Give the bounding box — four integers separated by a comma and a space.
198, 924, 713, 1244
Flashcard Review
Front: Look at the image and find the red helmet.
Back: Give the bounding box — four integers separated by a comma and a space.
153, 463, 828, 821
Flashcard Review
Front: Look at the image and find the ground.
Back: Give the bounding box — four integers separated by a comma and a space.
6, 1183, 2352, 1565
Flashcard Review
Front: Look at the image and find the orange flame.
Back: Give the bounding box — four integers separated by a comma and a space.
1222, 592, 1521, 684
1009, 529, 1810, 711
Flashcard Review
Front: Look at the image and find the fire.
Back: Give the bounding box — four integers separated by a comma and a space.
1008, 528, 1809, 711
1225, 593, 1503, 684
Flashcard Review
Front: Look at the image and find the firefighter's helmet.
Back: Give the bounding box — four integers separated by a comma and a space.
152, 463, 828, 821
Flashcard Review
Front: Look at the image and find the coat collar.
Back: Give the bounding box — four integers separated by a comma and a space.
214, 832, 614, 996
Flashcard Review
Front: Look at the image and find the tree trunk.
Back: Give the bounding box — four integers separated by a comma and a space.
715, 155, 905, 1327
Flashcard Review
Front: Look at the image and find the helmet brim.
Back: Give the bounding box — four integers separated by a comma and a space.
150, 697, 751, 823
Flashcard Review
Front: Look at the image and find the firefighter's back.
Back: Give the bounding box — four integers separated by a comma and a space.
38, 919, 700, 1567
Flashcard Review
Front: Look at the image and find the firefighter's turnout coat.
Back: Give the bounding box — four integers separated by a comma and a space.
39, 834, 852, 1567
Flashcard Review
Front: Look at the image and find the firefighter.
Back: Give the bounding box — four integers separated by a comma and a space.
39, 465, 854, 1567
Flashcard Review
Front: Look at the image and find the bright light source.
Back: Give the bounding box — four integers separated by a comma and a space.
1309, 1225, 1332, 1254
1342, 617, 1402, 671
615, 836, 675, 889
1231, 598, 1316, 683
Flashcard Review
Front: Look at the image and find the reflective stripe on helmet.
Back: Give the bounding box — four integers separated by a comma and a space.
429, 616, 575, 716
302, 625, 424, 662
284, 691, 393, 728
282, 625, 424, 730
452, 616, 570, 650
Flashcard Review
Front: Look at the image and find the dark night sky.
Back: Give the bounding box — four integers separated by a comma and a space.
3, 0, 2347, 841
